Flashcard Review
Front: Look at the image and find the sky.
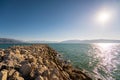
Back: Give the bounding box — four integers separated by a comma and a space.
0, 0, 120, 41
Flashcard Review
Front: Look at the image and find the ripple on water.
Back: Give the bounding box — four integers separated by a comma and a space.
48, 43, 120, 80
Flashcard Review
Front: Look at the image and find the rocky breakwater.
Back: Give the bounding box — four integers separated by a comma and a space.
0, 44, 92, 80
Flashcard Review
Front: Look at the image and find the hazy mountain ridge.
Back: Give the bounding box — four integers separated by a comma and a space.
61, 39, 120, 43
0, 38, 23, 44
26, 40, 58, 43
26, 39, 120, 43
1, 38, 120, 44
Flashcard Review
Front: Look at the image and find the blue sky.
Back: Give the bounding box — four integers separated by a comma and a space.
0, 0, 120, 41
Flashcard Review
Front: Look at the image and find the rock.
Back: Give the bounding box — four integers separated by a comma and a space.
12, 71, 24, 80
28, 55, 37, 63
14, 53, 23, 61
8, 70, 24, 80
35, 75, 44, 80
0, 51, 4, 57
14, 49, 20, 54
6, 60, 14, 68
30, 62, 39, 78
37, 65, 48, 75
20, 49, 28, 54
8, 69, 16, 77
38, 57, 43, 64
42, 70, 50, 77
20, 60, 29, 65
50, 68, 60, 77
0, 51, 4, 62
62, 71, 70, 79
43, 76, 48, 80
0, 45, 93, 80
20, 63, 32, 76
51, 74, 59, 80
44, 60, 50, 66
16, 77, 24, 80
0, 69, 8, 80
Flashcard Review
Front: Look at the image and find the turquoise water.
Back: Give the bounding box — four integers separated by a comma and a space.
49, 43, 120, 80
0, 43, 120, 80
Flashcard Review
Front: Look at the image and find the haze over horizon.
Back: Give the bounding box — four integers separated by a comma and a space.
0, 0, 120, 41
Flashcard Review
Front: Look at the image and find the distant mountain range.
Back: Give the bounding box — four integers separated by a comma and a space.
0, 38, 23, 44
61, 39, 120, 43
1, 38, 120, 44
26, 40, 58, 43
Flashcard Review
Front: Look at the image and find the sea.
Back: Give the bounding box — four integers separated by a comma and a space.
0, 43, 120, 80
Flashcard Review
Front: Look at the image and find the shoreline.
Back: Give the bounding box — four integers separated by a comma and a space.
0, 44, 93, 80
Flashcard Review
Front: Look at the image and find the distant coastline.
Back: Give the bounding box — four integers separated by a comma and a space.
60, 39, 120, 43
0, 38, 24, 44
1, 38, 120, 44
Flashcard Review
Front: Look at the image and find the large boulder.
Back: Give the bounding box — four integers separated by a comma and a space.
20, 63, 32, 76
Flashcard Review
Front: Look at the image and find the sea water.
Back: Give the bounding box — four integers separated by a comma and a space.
49, 43, 120, 80
0, 43, 120, 80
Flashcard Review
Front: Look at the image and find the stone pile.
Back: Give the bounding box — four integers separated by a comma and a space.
0, 44, 92, 80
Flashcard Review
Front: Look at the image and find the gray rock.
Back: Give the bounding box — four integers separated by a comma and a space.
20, 63, 32, 76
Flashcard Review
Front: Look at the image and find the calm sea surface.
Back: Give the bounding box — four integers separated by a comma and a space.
0, 43, 120, 80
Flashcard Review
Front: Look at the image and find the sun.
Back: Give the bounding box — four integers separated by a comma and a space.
97, 11, 110, 23
96, 9, 112, 25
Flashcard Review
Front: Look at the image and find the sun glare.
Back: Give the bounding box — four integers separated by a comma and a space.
95, 43, 114, 51
97, 11, 111, 24
95, 43, 117, 51
95, 8, 114, 26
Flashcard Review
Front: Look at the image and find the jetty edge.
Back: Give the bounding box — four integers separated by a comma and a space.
0, 44, 93, 80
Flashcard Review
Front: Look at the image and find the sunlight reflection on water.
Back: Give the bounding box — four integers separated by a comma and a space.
49, 43, 120, 80
91, 43, 119, 80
